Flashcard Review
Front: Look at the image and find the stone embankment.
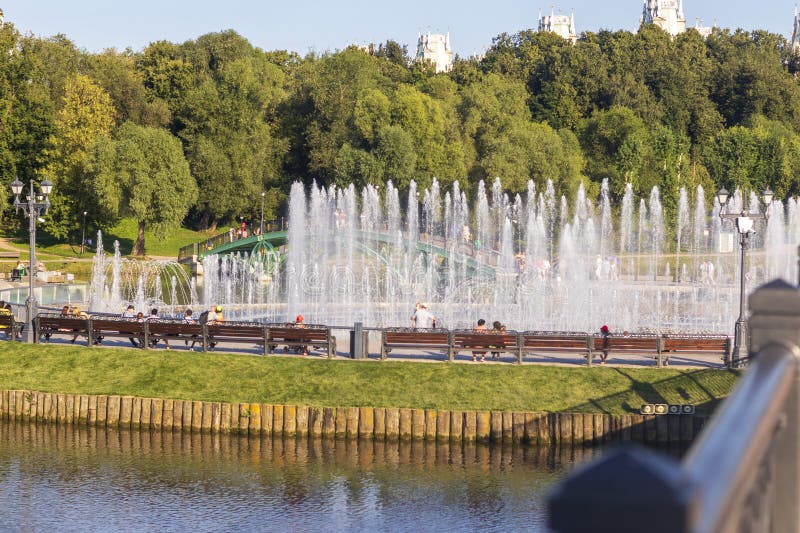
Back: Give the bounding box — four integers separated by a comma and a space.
0, 390, 707, 445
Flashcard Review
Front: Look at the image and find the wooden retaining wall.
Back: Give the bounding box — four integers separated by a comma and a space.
0, 390, 708, 445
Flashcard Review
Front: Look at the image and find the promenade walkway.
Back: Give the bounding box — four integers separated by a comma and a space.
28, 330, 725, 369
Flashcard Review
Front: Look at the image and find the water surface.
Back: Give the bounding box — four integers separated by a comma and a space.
0, 422, 599, 532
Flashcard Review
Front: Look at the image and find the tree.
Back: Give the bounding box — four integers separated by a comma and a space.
39, 74, 116, 239
87, 123, 197, 255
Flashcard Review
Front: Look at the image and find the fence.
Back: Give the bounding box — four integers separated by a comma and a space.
548, 279, 800, 533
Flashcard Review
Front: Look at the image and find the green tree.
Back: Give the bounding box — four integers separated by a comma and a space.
39, 74, 116, 239
87, 122, 197, 255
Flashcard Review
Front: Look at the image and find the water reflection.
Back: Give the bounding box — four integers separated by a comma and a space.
0, 421, 602, 532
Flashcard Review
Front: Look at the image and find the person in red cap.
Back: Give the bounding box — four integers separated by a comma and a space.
599, 325, 610, 365
293, 314, 308, 355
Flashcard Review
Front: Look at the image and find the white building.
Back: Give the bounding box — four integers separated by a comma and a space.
694, 18, 714, 39
538, 8, 577, 44
641, 0, 687, 37
415, 32, 453, 73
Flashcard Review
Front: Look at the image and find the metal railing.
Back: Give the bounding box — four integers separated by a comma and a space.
548, 279, 800, 533
178, 219, 288, 262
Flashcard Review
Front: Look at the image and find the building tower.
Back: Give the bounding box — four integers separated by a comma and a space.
415, 32, 453, 73
641, 0, 687, 37
538, 7, 577, 44
792, 6, 800, 52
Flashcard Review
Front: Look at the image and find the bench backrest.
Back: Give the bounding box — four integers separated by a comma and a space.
663, 336, 730, 352
268, 327, 329, 343
146, 320, 203, 336
452, 331, 519, 348
593, 335, 661, 351
522, 334, 590, 349
206, 323, 264, 338
91, 318, 144, 334
37, 315, 87, 330
384, 329, 450, 346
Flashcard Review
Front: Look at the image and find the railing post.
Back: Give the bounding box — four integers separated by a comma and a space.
143, 321, 150, 350
585, 335, 593, 367
656, 337, 664, 368
447, 331, 454, 362
516, 333, 523, 365
749, 279, 800, 532
86, 318, 93, 347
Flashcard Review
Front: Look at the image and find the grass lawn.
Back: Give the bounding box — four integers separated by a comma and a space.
0, 344, 739, 415
3, 218, 213, 260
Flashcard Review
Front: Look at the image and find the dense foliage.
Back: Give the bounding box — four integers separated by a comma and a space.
3, 21, 800, 252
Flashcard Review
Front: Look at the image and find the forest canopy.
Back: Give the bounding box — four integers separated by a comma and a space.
3, 22, 800, 252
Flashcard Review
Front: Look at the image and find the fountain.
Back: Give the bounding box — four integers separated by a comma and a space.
88, 178, 800, 334
88, 231, 197, 315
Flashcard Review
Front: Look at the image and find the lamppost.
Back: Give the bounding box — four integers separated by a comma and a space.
10, 177, 53, 343
80, 210, 87, 254
260, 191, 265, 235
716, 186, 774, 368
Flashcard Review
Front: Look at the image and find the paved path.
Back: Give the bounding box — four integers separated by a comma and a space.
15, 331, 725, 370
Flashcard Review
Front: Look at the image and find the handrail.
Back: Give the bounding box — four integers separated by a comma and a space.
681, 342, 798, 533
548, 279, 800, 533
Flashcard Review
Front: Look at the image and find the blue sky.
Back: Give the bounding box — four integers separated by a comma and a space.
3, 1, 797, 58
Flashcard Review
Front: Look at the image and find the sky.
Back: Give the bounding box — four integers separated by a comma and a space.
2, 1, 797, 58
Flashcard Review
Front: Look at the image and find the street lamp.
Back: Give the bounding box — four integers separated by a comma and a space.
260, 191, 266, 236
716, 186, 773, 368
80, 211, 87, 254
10, 177, 53, 343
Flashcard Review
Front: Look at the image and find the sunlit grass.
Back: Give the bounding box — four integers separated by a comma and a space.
0, 344, 739, 414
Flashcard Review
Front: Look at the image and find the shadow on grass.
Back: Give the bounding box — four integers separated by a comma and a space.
565, 368, 740, 415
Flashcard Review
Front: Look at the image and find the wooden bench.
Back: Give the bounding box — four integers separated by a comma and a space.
35, 314, 91, 345
451, 330, 522, 362
145, 320, 204, 350
0, 313, 23, 341
0, 251, 20, 259
266, 324, 336, 358
88, 317, 145, 347
381, 328, 452, 360
593, 334, 664, 366
662, 335, 732, 364
522, 332, 592, 361
205, 322, 267, 352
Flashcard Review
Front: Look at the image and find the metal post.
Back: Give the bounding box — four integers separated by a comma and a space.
731, 232, 749, 368
260, 192, 265, 236
81, 211, 87, 254
353, 322, 364, 360
25, 180, 37, 344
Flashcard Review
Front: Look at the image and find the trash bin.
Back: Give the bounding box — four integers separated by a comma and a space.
349, 326, 369, 359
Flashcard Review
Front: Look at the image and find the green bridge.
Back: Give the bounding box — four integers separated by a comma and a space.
178, 221, 497, 275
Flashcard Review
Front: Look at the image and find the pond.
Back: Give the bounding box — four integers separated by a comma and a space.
0, 421, 606, 532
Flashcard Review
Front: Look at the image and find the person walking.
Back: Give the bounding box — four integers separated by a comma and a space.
599, 325, 610, 365
411, 303, 436, 329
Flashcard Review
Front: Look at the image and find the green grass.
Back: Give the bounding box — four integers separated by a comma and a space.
0, 344, 739, 414
3, 218, 213, 259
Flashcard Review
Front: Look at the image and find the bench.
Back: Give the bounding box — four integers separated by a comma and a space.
90, 317, 146, 347
451, 330, 522, 362
265, 324, 336, 358
522, 332, 592, 361
35, 314, 91, 345
0, 251, 20, 259
205, 322, 267, 352
0, 313, 23, 341
593, 334, 664, 366
381, 328, 452, 360
662, 335, 732, 364
145, 320, 204, 350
